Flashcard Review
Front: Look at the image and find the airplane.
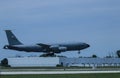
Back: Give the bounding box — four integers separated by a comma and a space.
3, 30, 90, 56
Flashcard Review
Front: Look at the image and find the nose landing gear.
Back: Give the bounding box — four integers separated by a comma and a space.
78, 50, 80, 54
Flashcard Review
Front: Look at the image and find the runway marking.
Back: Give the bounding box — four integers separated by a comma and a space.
1, 71, 120, 75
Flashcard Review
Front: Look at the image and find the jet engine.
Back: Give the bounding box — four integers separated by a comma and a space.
50, 45, 67, 53
58, 47, 67, 52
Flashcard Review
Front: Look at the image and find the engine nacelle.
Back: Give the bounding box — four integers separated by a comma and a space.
58, 47, 67, 52
50, 46, 67, 53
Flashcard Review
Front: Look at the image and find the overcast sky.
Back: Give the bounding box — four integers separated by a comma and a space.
0, 0, 120, 60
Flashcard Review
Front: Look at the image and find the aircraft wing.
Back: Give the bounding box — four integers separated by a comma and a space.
37, 43, 66, 52
37, 43, 50, 48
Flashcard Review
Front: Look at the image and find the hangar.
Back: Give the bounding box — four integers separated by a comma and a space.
2, 57, 59, 67
60, 57, 120, 67
1, 57, 120, 67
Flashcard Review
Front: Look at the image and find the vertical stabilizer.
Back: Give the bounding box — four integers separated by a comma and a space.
5, 30, 22, 45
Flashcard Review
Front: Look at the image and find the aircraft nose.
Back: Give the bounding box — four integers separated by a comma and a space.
86, 44, 90, 48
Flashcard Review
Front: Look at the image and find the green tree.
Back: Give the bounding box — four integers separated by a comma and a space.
1, 58, 8, 67
92, 54, 97, 58
117, 50, 120, 58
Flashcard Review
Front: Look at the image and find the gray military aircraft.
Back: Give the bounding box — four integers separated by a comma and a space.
3, 30, 90, 56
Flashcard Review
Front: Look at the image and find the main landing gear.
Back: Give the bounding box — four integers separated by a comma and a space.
40, 53, 56, 57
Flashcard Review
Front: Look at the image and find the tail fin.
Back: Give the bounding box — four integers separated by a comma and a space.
5, 30, 22, 45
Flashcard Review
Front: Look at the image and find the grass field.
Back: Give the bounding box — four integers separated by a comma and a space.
1, 73, 120, 78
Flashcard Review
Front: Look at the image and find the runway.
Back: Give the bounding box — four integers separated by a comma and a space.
1, 71, 120, 75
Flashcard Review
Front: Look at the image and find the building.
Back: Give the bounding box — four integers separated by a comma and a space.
2, 57, 120, 67
60, 57, 120, 67
7, 57, 59, 67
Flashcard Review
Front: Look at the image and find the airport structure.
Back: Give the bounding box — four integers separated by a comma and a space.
2, 57, 120, 67
60, 57, 120, 67
6, 57, 59, 67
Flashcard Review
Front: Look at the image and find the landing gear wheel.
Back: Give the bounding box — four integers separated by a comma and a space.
40, 53, 56, 57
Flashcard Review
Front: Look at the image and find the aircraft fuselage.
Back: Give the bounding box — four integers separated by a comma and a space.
4, 42, 90, 53
3, 30, 90, 55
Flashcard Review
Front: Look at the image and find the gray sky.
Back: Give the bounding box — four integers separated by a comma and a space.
0, 0, 120, 60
